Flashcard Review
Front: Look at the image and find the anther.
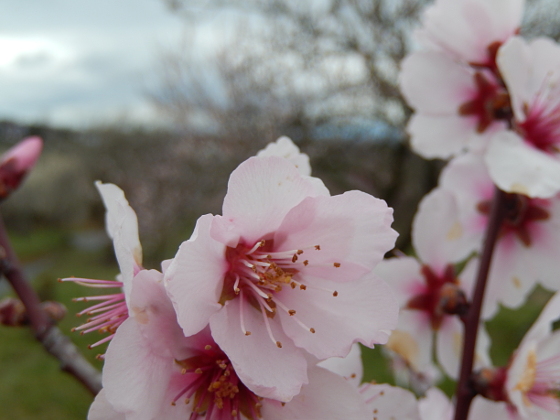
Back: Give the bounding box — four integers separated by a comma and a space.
333, 291, 338, 297
288, 309, 296, 316
292, 254, 298, 262
297, 250, 303, 255
303, 260, 309, 266
195, 368, 203, 374
276, 341, 282, 348
310, 328, 316, 333
205, 345, 212, 350
314, 245, 321, 250
245, 331, 251, 336
299, 284, 307, 290
290, 282, 297, 289
333, 262, 341, 267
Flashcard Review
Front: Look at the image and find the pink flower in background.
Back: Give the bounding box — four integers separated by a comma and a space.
505, 291, 560, 419
256, 136, 311, 176
0, 136, 43, 198
62, 182, 146, 348
400, 51, 509, 159
375, 188, 490, 378
486, 37, 560, 198
165, 155, 398, 401
414, 0, 524, 66
437, 153, 560, 318
90, 269, 373, 420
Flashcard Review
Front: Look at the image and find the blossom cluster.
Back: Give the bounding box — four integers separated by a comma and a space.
63, 0, 560, 418
66, 137, 402, 419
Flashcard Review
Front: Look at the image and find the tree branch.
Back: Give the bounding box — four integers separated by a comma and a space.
0, 213, 102, 395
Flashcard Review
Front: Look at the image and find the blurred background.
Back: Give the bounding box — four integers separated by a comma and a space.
0, 0, 558, 418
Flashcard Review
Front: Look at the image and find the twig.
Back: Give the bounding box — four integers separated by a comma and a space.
453, 187, 507, 420
0, 212, 101, 395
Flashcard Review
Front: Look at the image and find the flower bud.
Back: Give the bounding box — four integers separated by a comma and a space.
0, 136, 43, 199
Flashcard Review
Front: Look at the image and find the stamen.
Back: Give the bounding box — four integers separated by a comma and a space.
247, 240, 265, 255
273, 297, 316, 334
233, 274, 240, 294
260, 304, 281, 348
239, 290, 251, 336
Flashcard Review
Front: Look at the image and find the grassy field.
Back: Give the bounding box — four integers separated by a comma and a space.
0, 227, 554, 419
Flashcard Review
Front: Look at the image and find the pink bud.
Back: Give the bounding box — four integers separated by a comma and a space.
0, 136, 43, 198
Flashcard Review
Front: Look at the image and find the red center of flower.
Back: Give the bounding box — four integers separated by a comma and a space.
173, 344, 262, 420
458, 71, 511, 133
221, 239, 339, 347
516, 100, 560, 154
477, 193, 550, 247
405, 264, 465, 330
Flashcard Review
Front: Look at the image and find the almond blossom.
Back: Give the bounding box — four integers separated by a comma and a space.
400, 51, 509, 159
164, 155, 399, 401
89, 268, 373, 420
375, 187, 487, 378
436, 153, 560, 318
62, 182, 145, 348
414, 0, 524, 66
486, 36, 560, 198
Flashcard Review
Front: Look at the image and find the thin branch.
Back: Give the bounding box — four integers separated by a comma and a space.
453, 188, 507, 420
0, 213, 102, 395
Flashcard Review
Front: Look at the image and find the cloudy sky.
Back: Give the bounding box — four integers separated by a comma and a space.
0, 0, 188, 128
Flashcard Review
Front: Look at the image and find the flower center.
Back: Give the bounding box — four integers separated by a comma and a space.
517, 100, 560, 154
174, 344, 263, 420
477, 193, 550, 247
458, 71, 511, 133
405, 264, 463, 330
221, 239, 339, 347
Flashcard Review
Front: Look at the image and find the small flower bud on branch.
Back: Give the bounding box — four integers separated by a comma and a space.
0, 136, 43, 200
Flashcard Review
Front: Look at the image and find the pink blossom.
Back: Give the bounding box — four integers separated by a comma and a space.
256, 136, 311, 176
437, 153, 560, 318
400, 50, 508, 159
505, 291, 560, 419
0, 136, 43, 198
414, 0, 524, 66
486, 37, 560, 198
89, 270, 373, 420
164, 155, 399, 401
62, 182, 145, 348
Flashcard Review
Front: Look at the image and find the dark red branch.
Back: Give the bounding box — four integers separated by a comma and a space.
0, 213, 101, 395
454, 188, 507, 420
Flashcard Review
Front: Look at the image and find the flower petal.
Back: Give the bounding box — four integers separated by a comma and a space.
257, 136, 312, 176
486, 129, 560, 198
209, 297, 308, 402
262, 366, 371, 420
165, 214, 226, 337
88, 389, 126, 420
214, 156, 328, 247
274, 191, 397, 283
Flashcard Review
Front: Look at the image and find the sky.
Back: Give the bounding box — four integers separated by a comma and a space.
0, 0, 187, 128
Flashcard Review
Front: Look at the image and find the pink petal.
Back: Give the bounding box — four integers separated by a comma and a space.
209, 297, 308, 402
128, 269, 188, 360
256, 136, 312, 176
88, 389, 126, 420
95, 182, 142, 298
102, 318, 173, 419
274, 191, 397, 283
418, 387, 453, 420
278, 272, 398, 359
413, 188, 475, 268
359, 383, 421, 420
374, 256, 423, 308
400, 51, 475, 113
436, 316, 464, 379
318, 342, 363, 387
214, 156, 328, 247
165, 214, 226, 337
486, 131, 560, 198
407, 114, 478, 159
261, 366, 372, 420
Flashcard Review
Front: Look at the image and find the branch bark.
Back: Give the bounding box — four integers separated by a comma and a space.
0, 213, 102, 395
